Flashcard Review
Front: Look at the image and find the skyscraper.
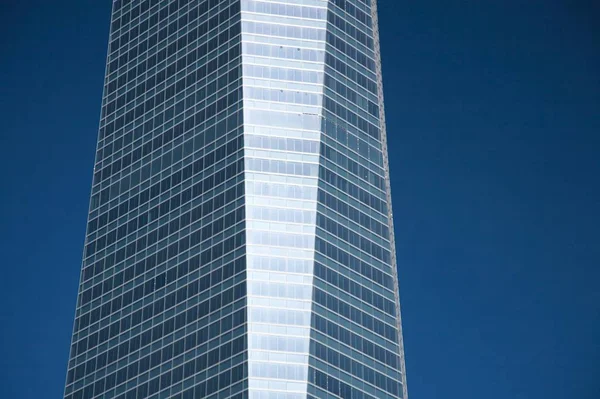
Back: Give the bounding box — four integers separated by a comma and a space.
64, 0, 407, 398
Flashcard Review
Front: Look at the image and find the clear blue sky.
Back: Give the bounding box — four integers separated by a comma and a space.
0, 1, 598, 398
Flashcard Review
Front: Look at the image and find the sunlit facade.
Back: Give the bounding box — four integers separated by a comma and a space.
64, 1, 407, 398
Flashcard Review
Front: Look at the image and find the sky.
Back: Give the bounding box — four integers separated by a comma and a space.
0, 1, 598, 398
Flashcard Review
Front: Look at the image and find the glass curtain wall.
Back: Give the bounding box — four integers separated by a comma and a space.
63, 1, 407, 399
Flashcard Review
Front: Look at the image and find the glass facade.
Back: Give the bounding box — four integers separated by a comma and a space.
64, 1, 407, 399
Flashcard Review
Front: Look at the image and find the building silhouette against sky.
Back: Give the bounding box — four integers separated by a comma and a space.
64, 0, 407, 398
